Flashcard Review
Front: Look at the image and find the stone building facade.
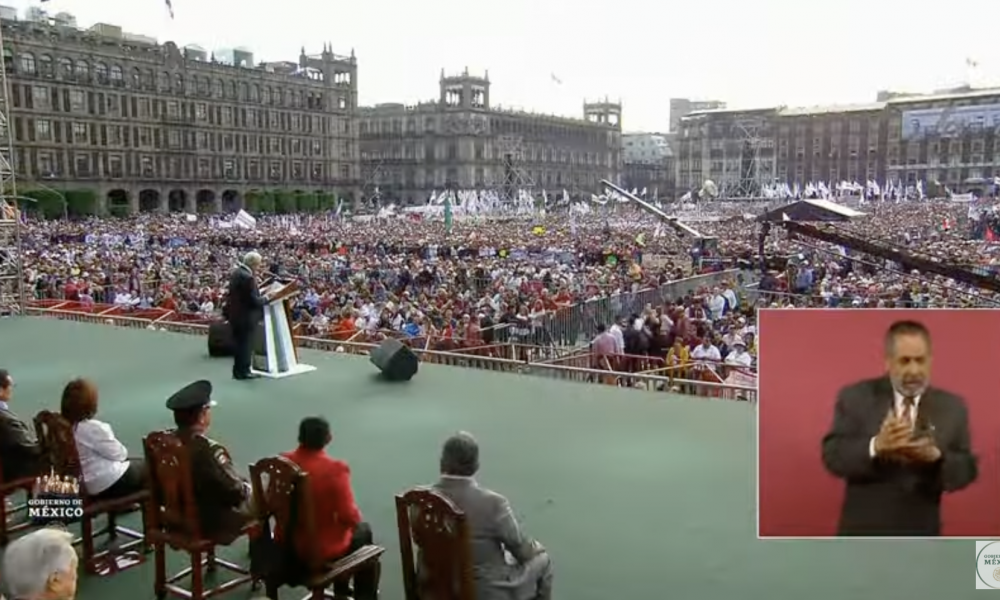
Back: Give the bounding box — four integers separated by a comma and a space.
622, 132, 675, 200
675, 87, 1000, 196
1, 18, 359, 214
359, 69, 622, 205
884, 88, 1000, 187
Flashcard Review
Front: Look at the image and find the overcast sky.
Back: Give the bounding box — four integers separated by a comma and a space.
9, 0, 999, 132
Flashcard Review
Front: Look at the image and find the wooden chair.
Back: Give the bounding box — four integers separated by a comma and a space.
395, 487, 475, 600
33, 410, 149, 575
249, 456, 385, 600
0, 459, 37, 546
143, 430, 259, 600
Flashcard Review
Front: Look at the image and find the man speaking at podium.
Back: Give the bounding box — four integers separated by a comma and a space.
821, 320, 977, 536
225, 251, 270, 381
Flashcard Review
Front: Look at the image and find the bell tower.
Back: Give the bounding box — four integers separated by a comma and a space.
439, 67, 490, 110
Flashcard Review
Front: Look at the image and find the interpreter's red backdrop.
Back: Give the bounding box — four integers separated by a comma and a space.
758, 309, 1000, 537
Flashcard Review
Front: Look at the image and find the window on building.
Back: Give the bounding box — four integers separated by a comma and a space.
19, 54, 36, 75
31, 86, 49, 109
94, 63, 109, 84
108, 155, 123, 177
72, 122, 88, 144
69, 89, 86, 112
74, 153, 90, 176
34, 119, 51, 141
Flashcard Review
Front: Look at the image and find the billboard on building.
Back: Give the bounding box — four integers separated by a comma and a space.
901, 103, 1000, 139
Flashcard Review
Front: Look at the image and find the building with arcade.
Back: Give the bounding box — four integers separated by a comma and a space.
1, 15, 359, 214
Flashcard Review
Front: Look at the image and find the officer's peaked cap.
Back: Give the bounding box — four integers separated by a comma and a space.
166, 380, 216, 411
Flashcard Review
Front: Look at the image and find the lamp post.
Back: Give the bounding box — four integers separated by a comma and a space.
26, 179, 68, 219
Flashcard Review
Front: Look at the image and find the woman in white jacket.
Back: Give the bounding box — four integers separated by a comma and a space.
60, 379, 146, 500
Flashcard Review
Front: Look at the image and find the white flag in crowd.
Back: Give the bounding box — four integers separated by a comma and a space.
234, 209, 256, 230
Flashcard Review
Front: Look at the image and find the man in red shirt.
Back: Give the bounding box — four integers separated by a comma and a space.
282, 417, 378, 600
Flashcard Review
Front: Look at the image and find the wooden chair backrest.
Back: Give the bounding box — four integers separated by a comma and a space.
395, 487, 474, 600
32, 411, 82, 482
249, 456, 331, 572
143, 430, 200, 539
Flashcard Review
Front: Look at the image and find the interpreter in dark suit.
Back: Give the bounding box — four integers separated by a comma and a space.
225, 251, 269, 381
428, 432, 553, 600
821, 319, 977, 536
0, 369, 45, 482
166, 380, 253, 541
281, 417, 378, 600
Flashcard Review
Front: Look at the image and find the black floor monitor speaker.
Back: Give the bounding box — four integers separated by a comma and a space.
207, 321, 234, 357
369, 338, 419, 381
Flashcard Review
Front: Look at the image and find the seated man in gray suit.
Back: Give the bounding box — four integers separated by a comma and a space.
429, 432, 553, 600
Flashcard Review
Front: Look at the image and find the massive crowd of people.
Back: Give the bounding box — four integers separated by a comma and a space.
15, 196, 996, 385
3, 195, 995, 598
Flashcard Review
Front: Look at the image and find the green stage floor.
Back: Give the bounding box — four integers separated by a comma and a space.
0, 318, 984, 599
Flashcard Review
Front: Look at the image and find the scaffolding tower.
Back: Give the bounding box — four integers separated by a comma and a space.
0, 21, 24, 316
496, 135, 536, 201
730, 118, 766, 198
360, 155, 386, 210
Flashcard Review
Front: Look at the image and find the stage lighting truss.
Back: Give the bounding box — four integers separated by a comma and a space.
497, 135, 537, 202
728, 119, 770, 199
0, 19, 25, 316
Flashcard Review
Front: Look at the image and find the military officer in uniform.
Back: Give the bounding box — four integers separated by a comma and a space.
166, 380, 254, 541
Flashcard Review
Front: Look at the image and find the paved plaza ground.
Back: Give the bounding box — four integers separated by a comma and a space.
0, 317, 981, 599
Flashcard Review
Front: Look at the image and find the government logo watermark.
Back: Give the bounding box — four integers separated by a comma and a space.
975, 541, 1000, 589
28, 472, 83, 526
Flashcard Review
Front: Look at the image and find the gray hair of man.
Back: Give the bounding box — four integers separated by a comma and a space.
440, 431, 480, 477
2, 527, 76, 598
242, 251, 263, 269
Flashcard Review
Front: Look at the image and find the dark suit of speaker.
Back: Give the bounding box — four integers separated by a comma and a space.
225, 264, 266, 379
821, 377, 977, 536
0, 407, 44, 481
370, 339, 419, 381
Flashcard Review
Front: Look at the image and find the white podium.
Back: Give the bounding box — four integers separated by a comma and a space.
251, 280, 316, 379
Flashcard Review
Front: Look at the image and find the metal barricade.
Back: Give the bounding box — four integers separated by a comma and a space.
24, 300, 758, 401
539, 269, 746, 346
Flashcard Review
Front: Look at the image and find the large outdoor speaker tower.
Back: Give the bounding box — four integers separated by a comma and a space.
369, 338, 419, 381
